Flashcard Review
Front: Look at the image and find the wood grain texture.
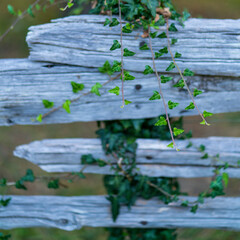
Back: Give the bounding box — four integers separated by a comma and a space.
27, 15, 240, 77
1, 58, 240, 125
14, 137, 240, 178
1, 195, 240, 230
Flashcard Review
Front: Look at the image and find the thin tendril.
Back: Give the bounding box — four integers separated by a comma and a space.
165, 18, 209, 126
41, 73, 121, 120
118, 0, 125, 108
148, 26, 178, 151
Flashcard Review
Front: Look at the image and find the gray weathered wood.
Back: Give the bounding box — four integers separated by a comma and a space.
27, 15, 240, 77
1, 195, 240, 230
1, 58, 240, 125
14, 137, 240, 178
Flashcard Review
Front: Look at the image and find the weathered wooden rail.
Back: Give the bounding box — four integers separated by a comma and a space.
0, 16, 240, 125
2, 195, 240, 231
14, 137, 240, 178
0, 15, 240, 232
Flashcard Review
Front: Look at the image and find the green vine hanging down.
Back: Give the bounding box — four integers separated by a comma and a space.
0, 117, 229, 239
31, 0, 213, 152
80, 117, 228, 240
0, 1, 222, 239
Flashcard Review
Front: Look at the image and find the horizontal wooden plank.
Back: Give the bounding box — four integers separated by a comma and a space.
27, 15, 240, 77
1, 195, 240, 230
1, 58, 240, 125
14, 137, 240, 178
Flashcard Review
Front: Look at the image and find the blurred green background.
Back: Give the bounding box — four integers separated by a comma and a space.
0, 0, 240, 239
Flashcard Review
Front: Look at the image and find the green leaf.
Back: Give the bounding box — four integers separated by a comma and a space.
0, 198, 11, 207
0, 178, 7, 187
62, 100, 71, 113
175, 52, 182, 58
36, 114, 42, 122
91, 83, 102, 96
173, 127, 184, 136
143, 65, 154, 75
173, 79, 185, 88
168, 23, 178, 32
141, 0, 159, 17
201, 153, 209, 159
21, 169, 35, 182
161, 76, 173, 83
168, 100, 179, 109
139, 43, 149, 50
182, 9, 191, 22
159, 47, 168, 54
17, 10, 22, 16
155, 116, 167, 126
0, 233, 11, 240
171, 38, 178, 45
35, 4, 41, 11
149, 91, 161, 100
122, 71, 135, 81
110, 40, 121, 51
157, 32, 167, 38
98, 60, 113, 75
193, 88, 203, 97
42, 99, 54, 108
47, 179, 59, 189
181, 200, 189, 207
112, 61, 122, 72
97, 159, 107, 167
198, 195, 205, 204
123, 48, 136, 57
200, 120, 207, 125
191, 204, 198, 213
150, 32, 157, 38
155, 52, 163, 59
108, 86, 120, 96
107, 195, 120, 222
203, 111, 213, 117
15, 180, 27, 190
71, 81, 85, 93
185, 102, 195, 110
109, 18, 119, 27
27, 6, 35, 17
104, 18, 111, 26
167, 142, 174, 148
67, 2, 74, 8
122, 23, 133, 33
198, 144, 205, 152
154, 15, 165, 26
124, 99, 132, 105
186, 141, 193, 148
81, 154, 97, 164
7, 5, 16, 15
166, 62, 175, 71
183, 68, 195, 76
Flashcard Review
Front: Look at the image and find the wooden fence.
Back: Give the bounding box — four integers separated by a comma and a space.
0, 15, 240, 231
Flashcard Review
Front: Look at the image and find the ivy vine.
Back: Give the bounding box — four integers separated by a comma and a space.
0, 0, 229, 239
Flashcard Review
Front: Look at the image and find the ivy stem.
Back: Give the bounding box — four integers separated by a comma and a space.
61, 0, 73, 11
0, 0, 41, 42
0, 0, 68, 43
6, 165, 87, 187
148, 27, 178, 151
118, 0, 125, 108
41, 73, 121, 120
165, 18, 209, 126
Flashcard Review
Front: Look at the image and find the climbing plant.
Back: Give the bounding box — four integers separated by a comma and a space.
0, 0, 231, 240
